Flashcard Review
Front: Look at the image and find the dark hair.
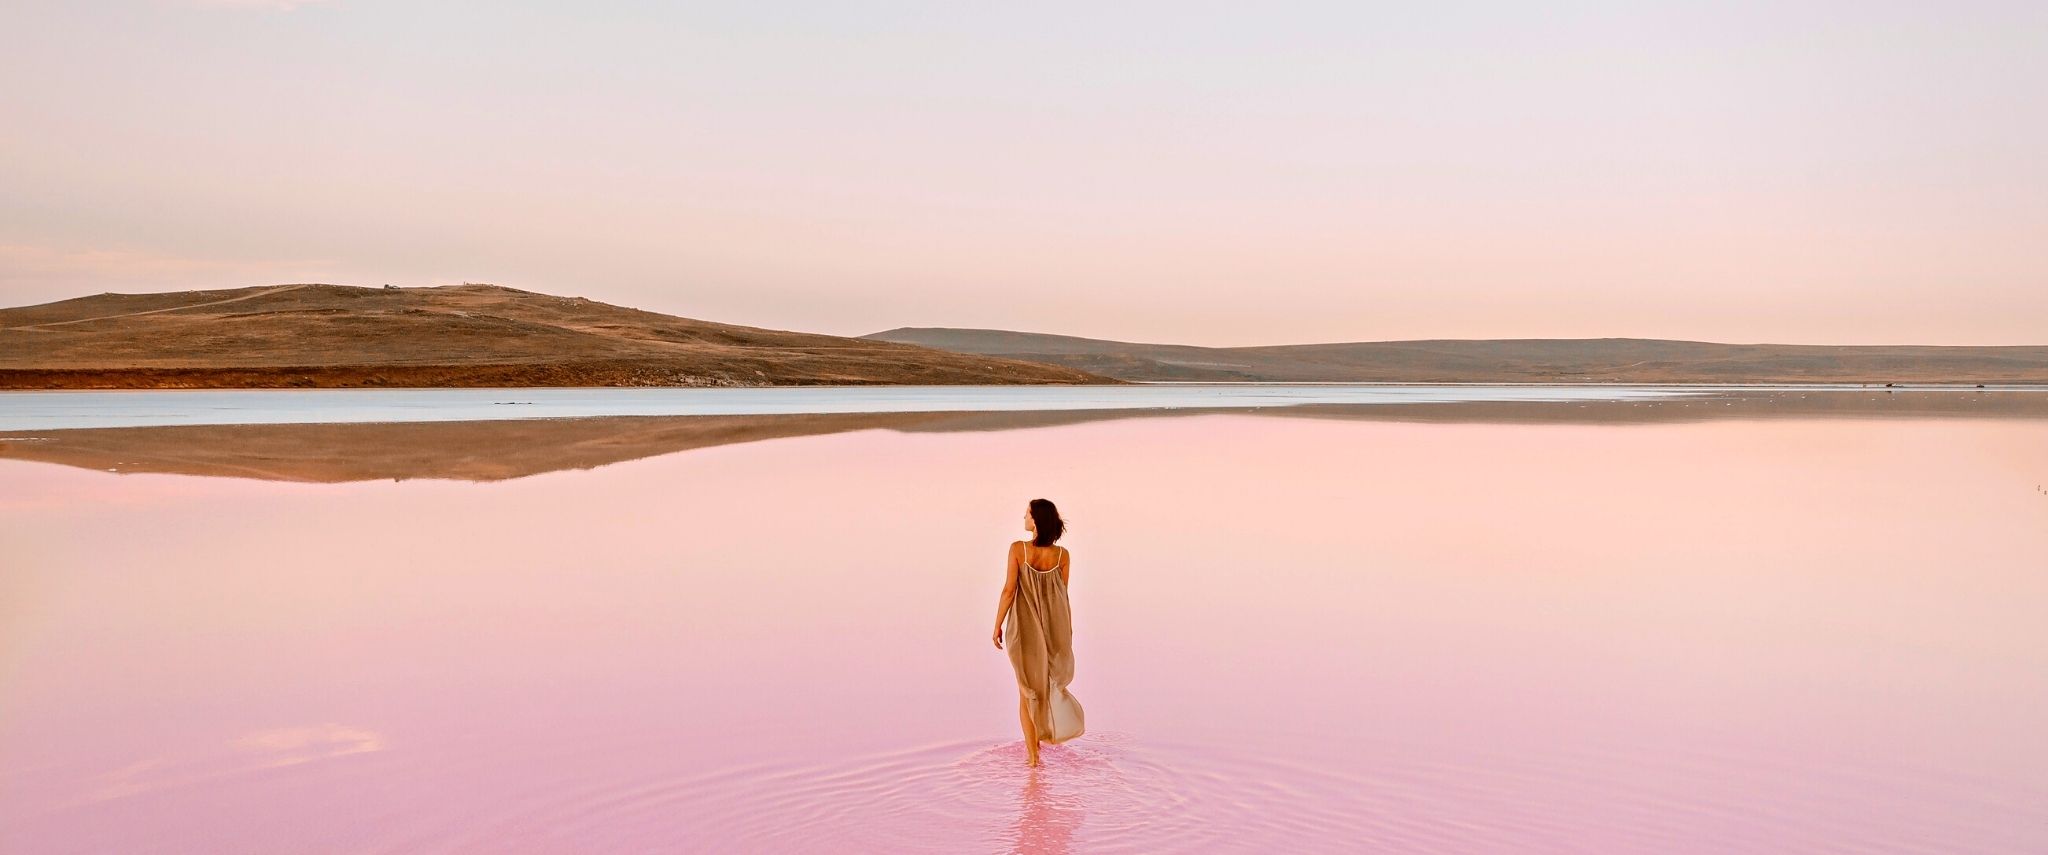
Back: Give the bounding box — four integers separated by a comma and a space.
1028, 498, 1066, 547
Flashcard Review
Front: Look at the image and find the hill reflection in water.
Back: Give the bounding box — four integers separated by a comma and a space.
3, 390, 2046, 483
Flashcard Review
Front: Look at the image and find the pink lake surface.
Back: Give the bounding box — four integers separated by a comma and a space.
3, 413, 2047, 853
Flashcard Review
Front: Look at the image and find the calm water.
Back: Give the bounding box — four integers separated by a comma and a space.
3, 407, 2046, 853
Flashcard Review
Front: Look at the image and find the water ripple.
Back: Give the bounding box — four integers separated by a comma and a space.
385, 729, 2047, 854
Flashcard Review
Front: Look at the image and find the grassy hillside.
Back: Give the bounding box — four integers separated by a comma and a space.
0, 284, 1121, 388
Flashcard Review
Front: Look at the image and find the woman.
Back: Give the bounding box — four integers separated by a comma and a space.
991, 498, 1085, 766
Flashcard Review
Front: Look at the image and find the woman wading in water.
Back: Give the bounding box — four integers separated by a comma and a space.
992, 498, 1085, 766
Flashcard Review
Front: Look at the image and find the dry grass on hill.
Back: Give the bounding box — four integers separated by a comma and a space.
0, 284, 1119, 388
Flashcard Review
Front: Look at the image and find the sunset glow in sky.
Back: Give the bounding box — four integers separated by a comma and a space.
3, 1, 2043, 345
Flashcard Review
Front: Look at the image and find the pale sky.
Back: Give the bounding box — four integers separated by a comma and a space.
2, 1, 2043, 346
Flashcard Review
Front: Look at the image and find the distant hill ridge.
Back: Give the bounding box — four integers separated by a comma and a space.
0, 284, 1119, 389
862, 327, 2048, 384
7, 283, 2041, 388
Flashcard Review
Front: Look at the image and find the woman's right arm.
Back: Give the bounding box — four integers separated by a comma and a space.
992, 542, 1019, 649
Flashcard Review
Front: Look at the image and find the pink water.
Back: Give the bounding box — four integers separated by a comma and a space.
3, 414, 2046, 853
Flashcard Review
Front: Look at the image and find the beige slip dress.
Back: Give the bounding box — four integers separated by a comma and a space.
1007, 545, 1085, 744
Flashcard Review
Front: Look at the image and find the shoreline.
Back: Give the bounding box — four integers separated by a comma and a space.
5, 372, 2044, 391
6, 389, 2048, 483
8, 380, 2048, 392
0, 384, 1795, 432
4, 384, 2047, 435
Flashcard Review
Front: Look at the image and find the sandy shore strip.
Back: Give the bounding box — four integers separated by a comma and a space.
5, 383, 2044, 432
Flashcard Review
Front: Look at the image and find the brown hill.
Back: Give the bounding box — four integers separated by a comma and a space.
0, 284, 1121, 389
861, 328, 2048, 384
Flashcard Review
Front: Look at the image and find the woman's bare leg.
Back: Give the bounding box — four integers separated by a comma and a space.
1018, 694, 1041, 766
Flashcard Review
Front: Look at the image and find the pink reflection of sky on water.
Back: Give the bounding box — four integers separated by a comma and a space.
3, 415, 2047, 853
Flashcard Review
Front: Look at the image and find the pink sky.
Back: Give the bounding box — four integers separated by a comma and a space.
2, 2, 2043, 346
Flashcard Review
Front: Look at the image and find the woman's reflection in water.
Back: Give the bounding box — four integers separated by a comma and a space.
1004, 766, 1081, 854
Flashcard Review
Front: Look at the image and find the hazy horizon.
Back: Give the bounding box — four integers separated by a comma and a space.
4, 1, 2044, 347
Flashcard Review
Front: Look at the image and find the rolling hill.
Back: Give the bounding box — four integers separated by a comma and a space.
861, 328, 2048, 384
0, 284, 1121, 388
